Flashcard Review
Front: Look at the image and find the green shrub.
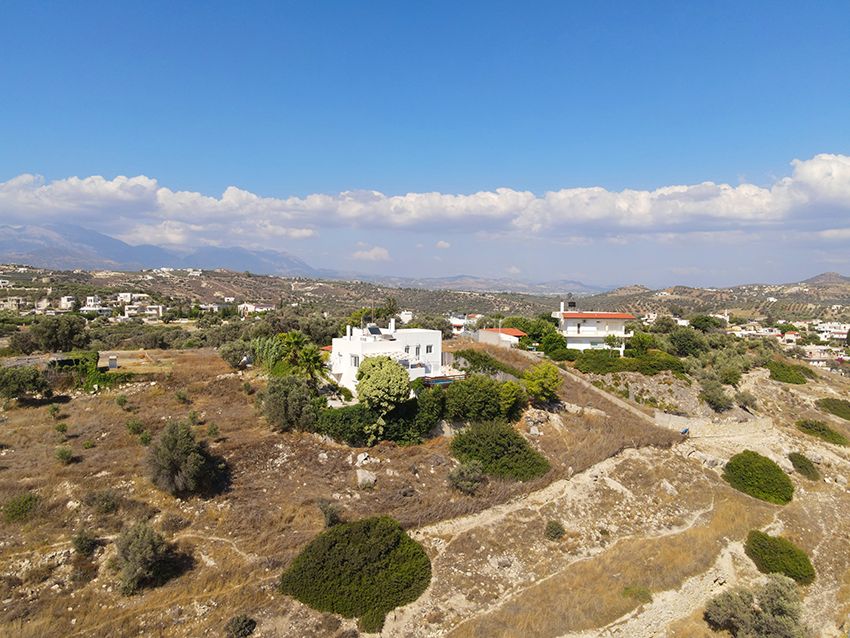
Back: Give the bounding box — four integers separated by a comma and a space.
146, 421, 212, 496
700, 379, 733, 412
574, 349, 683, 376
317, 499, 343, 527
356, 356, 410, 414
206, 422, 220, 439
445, 375, 503, 422
453, 349, 522, 377
48, 404, 61, 419
278, 516, 431, 633
448, 460, 486, 495
55, 422, 68, 436
815, 397, 850, 421
262, 375, 324, 433
126, 418, 144, 435
73, 529, 99, 556
82, 439, 95, 449
722, 450, 794, 504
139, 430, 152, 446
0, 365, 51, 399
735, 390, 757, 411
795, 419, 848, 446
744, 530, 815, 584
704, 574, 809, 637
787, 452, 819, 481
498, 380, 527, 421
544, 519, 565, 541
115, 522, 170, 595
766, 360, 814, 384
523, 361, 562, 403
574, 349, 623, 374
84, 489, 119, 514
55, 445, 74, 465
316, 404, 372, 446
413, 387, 446, 434
115, 394, 128, 409
451, 421, 550, 481
219, 340, 253, 369
3, 492, 38, 522
175, 389, 191, 404
224, 614, 257, 638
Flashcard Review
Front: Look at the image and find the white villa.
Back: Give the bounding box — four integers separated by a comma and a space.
551, 302, 635, 355
330, 319, 442, 392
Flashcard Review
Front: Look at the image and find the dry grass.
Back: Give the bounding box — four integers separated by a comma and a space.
448, 492, 772, 638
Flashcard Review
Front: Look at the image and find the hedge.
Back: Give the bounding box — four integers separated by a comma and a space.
796, 419, 849, 446
815, 397, 850, 421
574, 349, 684, 376
766, 360, 815, 384
279, 517, 431, 632
451, 420, 550, 481
744, 530, 815, 585
722, 450, 794, 504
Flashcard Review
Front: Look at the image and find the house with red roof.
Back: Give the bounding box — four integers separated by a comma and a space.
476, 327, 527, 348
551, 302, 635, 355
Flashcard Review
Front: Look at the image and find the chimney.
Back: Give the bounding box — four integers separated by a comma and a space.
559, 301, 565, 313
346, 325, 352, 338
389, 318, 396, 333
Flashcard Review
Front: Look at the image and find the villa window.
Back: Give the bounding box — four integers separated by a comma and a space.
415, 345, 421, 356
351, 355, 360, 368
404, 345, 410, 354
425, 345, 433, 354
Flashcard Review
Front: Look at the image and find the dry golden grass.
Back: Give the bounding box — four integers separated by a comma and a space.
448, 492, 772, 638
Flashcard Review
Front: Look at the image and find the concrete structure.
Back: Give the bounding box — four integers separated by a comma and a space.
0, 296, 28, 311
330, 319, 442, 392
551, 302, 635, 355
59, 295, 76, 310
476, 327, 527, 348
124, 303, 165, 320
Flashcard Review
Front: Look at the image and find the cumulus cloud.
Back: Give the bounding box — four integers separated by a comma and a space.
1, 154, 849, 249
435, 240, 451, 249
352, 245, 390, 261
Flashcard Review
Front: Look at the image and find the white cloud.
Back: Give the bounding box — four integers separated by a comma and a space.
1, 154, 849, 249
506, 265, 521, 275
352, 245, 390, 261
435, 240, 451, 249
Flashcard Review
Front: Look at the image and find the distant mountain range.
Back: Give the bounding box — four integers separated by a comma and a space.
0, 223, 315, 276
0, 223, 605, 295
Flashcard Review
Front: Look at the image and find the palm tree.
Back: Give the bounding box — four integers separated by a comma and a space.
297, 343, 328, 384
280, 330, 308, 367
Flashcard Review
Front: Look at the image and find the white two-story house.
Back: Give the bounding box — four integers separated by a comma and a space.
330, 319, 442, 393
551, 302, 635, 355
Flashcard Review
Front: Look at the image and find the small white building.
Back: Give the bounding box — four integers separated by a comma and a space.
117, 292, 150, 304
476, 327, 527, 348
0, 279, 11, 288
551, 302, 635, 355
398, 310, 414, 325
330, 320, 442, 392
449, 313, 483, 336
238, 302, 275, 316
59, 295, 76, 310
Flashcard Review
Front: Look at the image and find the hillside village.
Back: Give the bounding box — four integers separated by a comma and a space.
1, 264, 850, 637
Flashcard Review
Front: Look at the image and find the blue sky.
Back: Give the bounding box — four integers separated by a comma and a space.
2, 1, 850, 287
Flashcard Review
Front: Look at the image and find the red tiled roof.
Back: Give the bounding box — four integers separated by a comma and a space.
560, 312, 636, 320
320, 345, 333, 351
481, 327, 527, 337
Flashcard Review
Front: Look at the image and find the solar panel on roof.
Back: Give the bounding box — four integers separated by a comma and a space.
368, 326, 382, 335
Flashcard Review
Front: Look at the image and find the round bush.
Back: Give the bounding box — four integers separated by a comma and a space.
796, 418, 849, 446
722, 450, 793, 504
279, 516, 431, 633
744, 530, 815, 585
451, 420, 550, 481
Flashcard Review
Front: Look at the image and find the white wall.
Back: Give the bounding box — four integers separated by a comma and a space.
330, 324, 443, 392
